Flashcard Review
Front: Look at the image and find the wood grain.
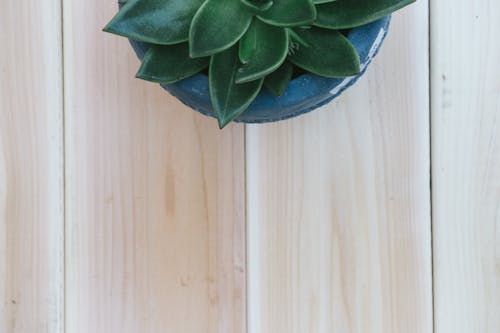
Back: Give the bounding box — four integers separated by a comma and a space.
431, 0, 500, 331
63, 1, 246, 332
246, 2, 432, 333
0, 0, 64, 332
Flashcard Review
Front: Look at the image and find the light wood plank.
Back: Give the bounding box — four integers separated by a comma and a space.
0, 1, 64, 332
431, 0, 500, 331
246, 2, 432, 332
63, 1, 246, 332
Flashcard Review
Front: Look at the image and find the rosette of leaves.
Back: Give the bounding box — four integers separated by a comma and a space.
105, 0, 414, 128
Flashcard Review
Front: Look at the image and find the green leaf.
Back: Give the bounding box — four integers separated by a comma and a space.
209, 45, 264, 128
315, 0, 415, 29
235, 20, 289, 84
288, 27, 360, 77
240, 0, 274, 12
313, 0, 336, 3
238, 21, 257, 64
104, 0, 204, 45
264, 61, 293, 96
190, 0, 253, 58
136, 43, 209, 84
287, 28, 310, 48
258, 0, 316, 27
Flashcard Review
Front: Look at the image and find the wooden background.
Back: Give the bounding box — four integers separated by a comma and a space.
1, 0, 499, 332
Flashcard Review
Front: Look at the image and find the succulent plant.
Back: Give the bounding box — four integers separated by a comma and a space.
105, 0, 414, 128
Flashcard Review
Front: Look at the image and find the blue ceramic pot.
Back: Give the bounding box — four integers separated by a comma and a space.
128, 16, 391, 124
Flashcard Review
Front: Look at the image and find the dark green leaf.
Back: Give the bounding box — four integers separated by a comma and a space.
190, 0, 253, 58
136, 43, 209, 84
209, 45, 264, 128
236, 20, 289, 83
287, 28, 310, 47
264, 61, 293, 96
313, 0, 336, 3
240, 0, 274, 12
288, 27, 360, 77
238, 21, 257, 64
315, 0, 415, 29
258, 0, 316, 27
104, 0, 203, 45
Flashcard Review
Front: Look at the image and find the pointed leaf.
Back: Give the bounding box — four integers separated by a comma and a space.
258, 0, 316, 27
240, 0, 274, 12
236, 20, 289, 83
264, 61, 294, 96
238, 21, 258, 64
287, 28, 310, 47
209, 45, 264, 128
315, 0, 415, 29
288, 27, 360, 77
190, 0, 253, 58
136, 43, 209, 84
104, 0, 204, 45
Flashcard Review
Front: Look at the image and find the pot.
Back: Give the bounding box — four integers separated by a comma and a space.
127, 15, 391, 124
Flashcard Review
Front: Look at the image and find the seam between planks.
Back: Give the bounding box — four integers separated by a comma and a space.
428, 0, 436, 332
60, 0, 67, 331
244, 124, 249, 333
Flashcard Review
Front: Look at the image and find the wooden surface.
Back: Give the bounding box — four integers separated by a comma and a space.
431, 0, 500, 331
63, 1, 246, 332
246, 2, 432, 332
0, 1, 64, 332
0, 0, 499, 332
